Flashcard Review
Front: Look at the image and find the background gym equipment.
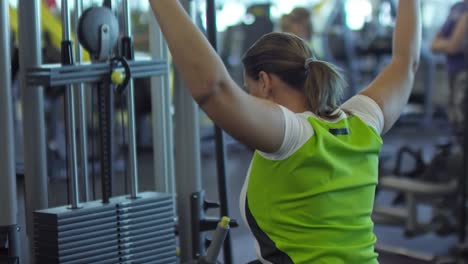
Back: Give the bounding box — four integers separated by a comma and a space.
220, 3, 274, 88
374, 106, 468, 262
318, 0, 435, 125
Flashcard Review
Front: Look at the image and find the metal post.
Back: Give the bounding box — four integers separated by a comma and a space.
18, 0, 48, 262
122, 0, 139, 198
405, 193, 416, 234
205, 1, 233, 263
173, 1, 202, 260
422, 47, 434, 127
62, 0, 70, 42
0, 0, 20, 259
149, 11, 176, 196
339, 0, 358, 97
461, 71, 468, 245
74, 0, 90, 202
61, 0, 80, 209
7, 225, 21, 260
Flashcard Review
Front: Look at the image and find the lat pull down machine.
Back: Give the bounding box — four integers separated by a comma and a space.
29, 2, 176, 263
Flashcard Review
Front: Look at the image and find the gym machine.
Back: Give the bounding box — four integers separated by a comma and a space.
28, 1, 176, 263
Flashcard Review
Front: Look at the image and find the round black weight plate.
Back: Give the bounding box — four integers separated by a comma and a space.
78, 7, 119, 57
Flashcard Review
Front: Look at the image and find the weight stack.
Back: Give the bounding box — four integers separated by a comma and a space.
34, 192, 176, 264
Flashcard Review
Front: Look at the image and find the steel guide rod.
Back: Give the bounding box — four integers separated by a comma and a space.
122, 0, 139, 199
74, 0, 91, 202
62, 0, 80, 209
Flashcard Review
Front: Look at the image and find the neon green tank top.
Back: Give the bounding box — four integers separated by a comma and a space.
245, 114, 382, 264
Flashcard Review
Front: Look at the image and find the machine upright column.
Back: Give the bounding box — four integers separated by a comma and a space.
149, 7, 176, 201
18, 0, 48, 262
173, 1, 203, 260
0, 0, 21, 261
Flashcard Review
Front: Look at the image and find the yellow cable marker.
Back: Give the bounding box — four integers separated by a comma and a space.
220, 216, 230, 228
111, 71, 125, 85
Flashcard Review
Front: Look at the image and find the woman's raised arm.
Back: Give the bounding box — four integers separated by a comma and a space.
361, 0, 422, 134
149, 0, 285, 152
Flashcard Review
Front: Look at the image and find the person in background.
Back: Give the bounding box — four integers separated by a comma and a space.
280, 7, 313, 41
432, 0, 468, 133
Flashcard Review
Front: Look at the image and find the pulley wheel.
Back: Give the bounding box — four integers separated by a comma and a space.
78, 7, 119, 58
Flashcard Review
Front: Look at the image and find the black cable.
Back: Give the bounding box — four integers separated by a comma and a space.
91, 86, 97, 200
460, 81, 468, 244
97, 81, 113, 204
109, 57, 130, 194
206, 1, 233, 263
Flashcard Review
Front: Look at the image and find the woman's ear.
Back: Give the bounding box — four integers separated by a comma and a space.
258, 71, 273, 98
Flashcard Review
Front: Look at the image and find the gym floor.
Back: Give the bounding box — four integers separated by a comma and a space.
41, 116, 457, 264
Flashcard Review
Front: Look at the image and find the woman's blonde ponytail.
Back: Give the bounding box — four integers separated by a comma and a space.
304, 59, 346, 119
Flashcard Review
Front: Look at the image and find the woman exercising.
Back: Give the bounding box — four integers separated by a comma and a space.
149, 1, 421, 263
